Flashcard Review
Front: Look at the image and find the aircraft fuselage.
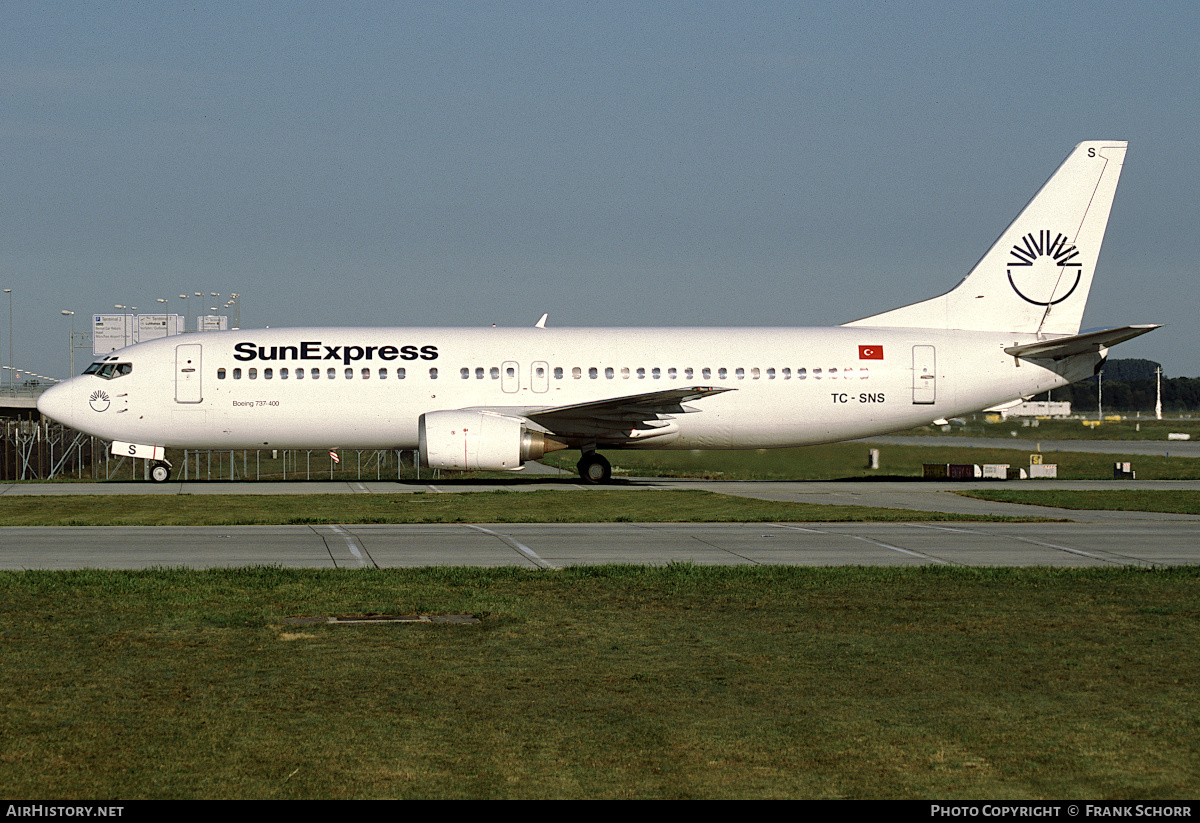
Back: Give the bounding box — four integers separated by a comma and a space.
40, 325, 1096, 452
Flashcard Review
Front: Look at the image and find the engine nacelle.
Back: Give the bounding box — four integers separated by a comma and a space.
418, 410, 566, 471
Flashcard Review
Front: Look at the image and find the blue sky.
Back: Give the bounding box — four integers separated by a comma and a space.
3, 1, 1198, 382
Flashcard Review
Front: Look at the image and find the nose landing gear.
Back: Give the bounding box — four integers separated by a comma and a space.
150, 461, 172, 483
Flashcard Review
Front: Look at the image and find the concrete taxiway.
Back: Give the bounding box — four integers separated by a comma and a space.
0, 519, 1194, 571
1, 477, 1198, 570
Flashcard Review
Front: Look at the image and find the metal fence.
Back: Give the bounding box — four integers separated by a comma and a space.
0, 420, 433, 482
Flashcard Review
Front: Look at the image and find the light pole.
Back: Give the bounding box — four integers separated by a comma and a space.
61, 311, 75, 376
1156, 366, 1163, 420
4, 290, 11, 393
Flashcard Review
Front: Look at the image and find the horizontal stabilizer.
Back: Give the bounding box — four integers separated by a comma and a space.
1003, 325, 1160, 360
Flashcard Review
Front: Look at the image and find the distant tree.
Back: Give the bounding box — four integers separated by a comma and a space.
1031, 359, 1199, 412
1099, 358, 1163, 382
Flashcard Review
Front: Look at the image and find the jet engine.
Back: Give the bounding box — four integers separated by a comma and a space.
418, 410, 567, 471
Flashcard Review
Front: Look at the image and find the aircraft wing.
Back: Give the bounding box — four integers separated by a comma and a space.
1004, 325, 1160, 360
500, 386, 734, 445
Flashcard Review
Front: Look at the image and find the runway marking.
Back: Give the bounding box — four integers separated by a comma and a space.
465, 525, 557, 570
904, 523, 1151, 566
690, 534, 761, 565
315, 525, 375, 568
773, 523, 950, 564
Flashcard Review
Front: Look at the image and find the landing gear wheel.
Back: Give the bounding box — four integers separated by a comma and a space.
150, 462, 171, 483
576, 452, 612, 484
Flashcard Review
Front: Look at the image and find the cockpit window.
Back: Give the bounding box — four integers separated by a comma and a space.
83, 362, 132, 380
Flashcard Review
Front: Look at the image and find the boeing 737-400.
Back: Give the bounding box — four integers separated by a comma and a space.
37, 141, 1156, 483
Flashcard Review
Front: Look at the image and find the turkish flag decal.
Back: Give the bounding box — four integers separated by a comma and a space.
858, 345, 884, 360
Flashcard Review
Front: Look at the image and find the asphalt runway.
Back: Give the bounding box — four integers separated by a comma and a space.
2, 476, 1199, 570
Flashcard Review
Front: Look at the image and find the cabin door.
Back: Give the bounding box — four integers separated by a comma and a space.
501, 360, 520, 394
912, 345, 936, 405
175, 343, 203, 403
531, 361, 549, 393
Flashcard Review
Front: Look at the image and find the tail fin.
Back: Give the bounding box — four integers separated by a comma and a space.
844, 140, 1127, 335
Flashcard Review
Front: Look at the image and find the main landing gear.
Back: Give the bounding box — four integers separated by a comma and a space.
576, 452, 612, 484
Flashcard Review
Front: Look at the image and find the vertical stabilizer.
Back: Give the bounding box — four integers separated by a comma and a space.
844, 141, 1127, 334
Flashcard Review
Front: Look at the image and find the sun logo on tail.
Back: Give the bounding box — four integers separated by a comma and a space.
1006, 230, 1083, 306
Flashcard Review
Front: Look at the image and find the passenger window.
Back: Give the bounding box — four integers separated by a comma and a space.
327, 368, 336, 380
218, 368, 226, 380
362, 368, 370, 379
702, 368, 711, 380
490, 367, 499, 379
718, 368, 728, 380
766, 368, 775, 379
397, 368, 406, 379
265, 368, 273, 379
281, 368, 289, 379
668, 367, 677, 379
572, 367, 581, 379
249, 368, 257, 380
637, 368, 646, 379
797, 368, 806, 380
379, 368, 388, 379
684, 367, 693, 380
296, 368, 304, 380
605, 367, 614, 379
345, 368, 353, 379
652, 367, 661, 379
312, 368, 320, 379
736, 368, 745, 380
554, 367, 563, 379
751, 367, 760, 379
589, 367, 598, 379
429, 368, 438, 379
782, 368, 790, 379
813, 368, 822, 380
460, 368, 470, 379
476, 367, 485, 379
233, 368, 242, 379
621, 367, 630, 379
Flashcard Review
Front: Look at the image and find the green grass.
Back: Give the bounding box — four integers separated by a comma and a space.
543, 441, 1200, 481
900, 417, 1200, 441
0, 490, 1032, 526
962, 489, 1200, 514
1, 565, 1197, 799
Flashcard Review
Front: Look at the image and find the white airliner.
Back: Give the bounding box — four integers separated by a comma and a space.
38, 140, 1156, 483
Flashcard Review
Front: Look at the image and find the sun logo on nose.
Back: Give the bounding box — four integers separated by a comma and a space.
89, 390, 110, 412
1007, 230, 1083, 306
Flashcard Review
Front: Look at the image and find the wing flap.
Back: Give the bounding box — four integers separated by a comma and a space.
517, 385, 734, 444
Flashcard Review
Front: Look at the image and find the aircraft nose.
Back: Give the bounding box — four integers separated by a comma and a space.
37, 381, 77, 427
